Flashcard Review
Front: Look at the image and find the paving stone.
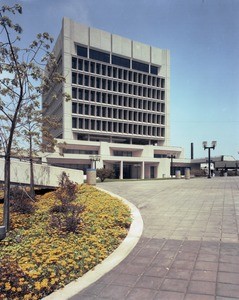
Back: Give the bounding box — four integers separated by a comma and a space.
99, 284, 130, 299
111, 273, 140, 286
177, 251, 198, 261
185, 294, 215, 300
187, 280, 216, 295
154, 290, 184, 300
217, 271, 239, 285
191, 270, 217, 282
144, 265, 169, 278
219, 254, 239, 264
217, 282, 239, 298
195, 261, 218, 271
126, 287, 157, 299
166, 268, 192, 280
160, 278, 188, 293
135, 275, 163, 290
219, 262, 239, 273
120, 263, 147, 275
197, 253, 219, 262
171, 259, 195, 270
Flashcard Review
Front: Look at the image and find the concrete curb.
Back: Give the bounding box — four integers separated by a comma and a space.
43, 187, 144, 300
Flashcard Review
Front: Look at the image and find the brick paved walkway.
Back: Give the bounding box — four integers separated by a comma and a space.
70, 177, 239, 299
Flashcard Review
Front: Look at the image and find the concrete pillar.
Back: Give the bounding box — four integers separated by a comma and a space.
175, 170, 181, 179
185, 168, 190, 180
120, 161, 123, 180
87, 169, 96, 185
141, 161, 145, 179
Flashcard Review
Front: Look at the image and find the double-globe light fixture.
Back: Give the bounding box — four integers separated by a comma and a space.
202, 141, 217, 178
89, 155, 101, 169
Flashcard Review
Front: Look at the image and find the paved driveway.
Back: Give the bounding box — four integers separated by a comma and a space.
72, 177, 239, 299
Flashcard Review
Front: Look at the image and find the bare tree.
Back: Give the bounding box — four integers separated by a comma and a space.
0, 4, 68, 231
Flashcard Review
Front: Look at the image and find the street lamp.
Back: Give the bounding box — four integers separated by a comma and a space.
167, 154, 176, 177
89, 155, 101, 169
203, 141, 217, 178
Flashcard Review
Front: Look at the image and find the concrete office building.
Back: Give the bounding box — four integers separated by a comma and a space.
43, 18, 188, 179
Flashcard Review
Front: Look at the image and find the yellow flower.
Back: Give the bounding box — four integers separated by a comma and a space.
5, 282, 11, 291
34, 281, 41, 291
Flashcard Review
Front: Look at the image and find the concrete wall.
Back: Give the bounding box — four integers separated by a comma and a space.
0, 158, 84, 187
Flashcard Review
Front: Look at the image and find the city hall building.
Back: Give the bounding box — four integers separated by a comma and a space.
43, 18, 189, 179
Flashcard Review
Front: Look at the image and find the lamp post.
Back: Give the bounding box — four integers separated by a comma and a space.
203, 141, 217, 178
167, 154, 176, 178
89, 155, 101, 169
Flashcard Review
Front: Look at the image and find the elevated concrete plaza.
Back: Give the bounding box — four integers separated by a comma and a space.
71, 177, 239, 299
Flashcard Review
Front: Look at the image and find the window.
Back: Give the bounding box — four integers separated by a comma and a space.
72, 73, 77, 84
79, 104, 83, 114
113, 151, 132, 157
132, 60, 149, 73
77, 45, 87, 57
78, 59, 83, 70
84, 61, 89, 72
89, 49, 110, 63
72, 87, 77, 99
90, 62, 95, 73
72, 117, 77, 128
150, 65, 158, 75
84, 75, 89, 86
85, 90, 89, 100
72, 57, 77, 69
78, 74, 83, 85
72, 102, 77, 113
112, 55, 130, 68
85, 104, 89, 115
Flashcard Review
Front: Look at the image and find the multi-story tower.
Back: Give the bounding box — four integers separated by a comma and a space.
44, 17, 170, 146
43, 18, 186, 179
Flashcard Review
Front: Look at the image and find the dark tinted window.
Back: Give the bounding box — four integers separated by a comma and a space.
77, 45, 87, 57
89, 49, 110, 63
150, 65, 158, 75
72, 57, 77, 69
132, 60, 149, 73
112, 55, 130, 68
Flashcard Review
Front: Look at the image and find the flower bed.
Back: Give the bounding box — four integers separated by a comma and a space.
0, 184, 131, 299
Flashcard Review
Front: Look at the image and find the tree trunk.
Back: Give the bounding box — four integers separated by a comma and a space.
29, 136, 35, 199
3, 154, 10, 231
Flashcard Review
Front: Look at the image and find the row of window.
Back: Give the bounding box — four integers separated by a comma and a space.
72, 103, 165, 125
72, 93, 165, 113
63, 149, 98, 155
72, 117, 165, 137
72, 58, 164, 87
72, 73, 164, 100
76, 45, 159, 75
72, 87, 165, 106
113, 151, 132, 157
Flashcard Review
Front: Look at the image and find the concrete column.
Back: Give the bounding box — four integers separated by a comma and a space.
120, 161, 123, 180
87, 169, 96, 185
141, 161, 145, 179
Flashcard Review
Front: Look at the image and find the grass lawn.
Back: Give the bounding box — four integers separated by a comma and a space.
0, 184, 131, 300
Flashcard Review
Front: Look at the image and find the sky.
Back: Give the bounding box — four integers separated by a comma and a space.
3, 0, 239, 159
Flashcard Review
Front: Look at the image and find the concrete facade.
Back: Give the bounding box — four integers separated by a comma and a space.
43, 18, 188, 179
